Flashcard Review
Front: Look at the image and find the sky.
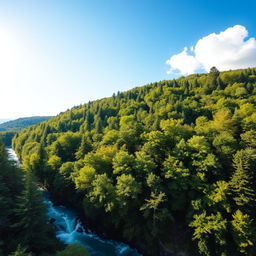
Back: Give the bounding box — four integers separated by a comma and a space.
0, 0, 256, 119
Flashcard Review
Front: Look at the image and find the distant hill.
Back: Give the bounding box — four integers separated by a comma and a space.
0, 116, 52, 131
0, 119, 11, 124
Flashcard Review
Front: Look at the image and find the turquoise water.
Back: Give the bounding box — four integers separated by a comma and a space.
44, 194, 142, 256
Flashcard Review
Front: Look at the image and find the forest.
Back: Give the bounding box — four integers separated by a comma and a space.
0, 132, 17, 146
11, 67, 256, 255
0, 141, 90, 256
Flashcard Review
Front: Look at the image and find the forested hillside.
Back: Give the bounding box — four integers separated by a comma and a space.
13, 67, 256, 255
0, 116, 52, 131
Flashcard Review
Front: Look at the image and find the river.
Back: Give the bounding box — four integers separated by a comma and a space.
7, 147, 142, 256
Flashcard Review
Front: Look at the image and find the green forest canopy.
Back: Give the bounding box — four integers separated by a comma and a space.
12, 67, 256, 255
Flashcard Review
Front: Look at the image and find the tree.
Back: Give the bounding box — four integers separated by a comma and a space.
207, 181, 231, 212
190, 211, 227, 256
240, 130, 256, 148
48, 155, 62, 171
231, 210, 255, 254
101, 130, 119, 145
74, 166, 96, 190
116, 174, 141, 207
12, 171, 55, 254
211, 109, 235, 135
230, 149, 256, 210
118, 115, 143, 152
88, 174, 116, 212
51, 132, 81, 162
146, 173, 162, 193
59, 161, 74, 179
160, 118, 193, 146
212, 132, 237, 157
209, 67, 220, 74
203, 67, 220, 93
75, 135, 92, 160
140, 192, 171, 236
113, 151, 136, 175
141, 131, 168, 163
163, 155, 190, 210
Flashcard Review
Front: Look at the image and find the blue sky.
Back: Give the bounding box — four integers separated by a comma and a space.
0, 0, 256, 118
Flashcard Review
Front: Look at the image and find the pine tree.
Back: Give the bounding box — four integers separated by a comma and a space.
230, 149, 255, 210
95, 117, 103, 133
216, 77, 225, 90
12, 171, 50, 253
75, 135, 92, 160
0, 175, 11, 228
152, 115, 160, 131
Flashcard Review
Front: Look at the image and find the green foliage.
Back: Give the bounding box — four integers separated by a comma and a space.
74, 166, 96, 190
0, 141, 62, 256
230, 149, 256, 209
11, 171, 58, 254
113, 151, 136, 175
88, 174, 116, 212
190, 212, 227, 255
116, 174, 141, 203
140, 192, 172, 237
12, 67, 256, 255
231, 210, 255, 253
0, 131, 17, 146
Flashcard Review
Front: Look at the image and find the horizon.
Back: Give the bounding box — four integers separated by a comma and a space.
1, 0, 256, 119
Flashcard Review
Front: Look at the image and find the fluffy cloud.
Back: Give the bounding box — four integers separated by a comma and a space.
166, 25, 256, 75
166, 47, 201, 75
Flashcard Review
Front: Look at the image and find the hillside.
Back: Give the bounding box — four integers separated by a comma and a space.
0, 116, 52, 131
0, 119, 11, 124
13, 67, 256, 256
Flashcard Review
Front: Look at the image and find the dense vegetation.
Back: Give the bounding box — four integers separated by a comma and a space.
13, 67, 256, 255
0, 141, 90, 256
0, 117, 52, 132
0, 131, 17, 146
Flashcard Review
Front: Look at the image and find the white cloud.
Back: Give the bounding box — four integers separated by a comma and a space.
166, 47, 201, 75
166, 25, 256, 75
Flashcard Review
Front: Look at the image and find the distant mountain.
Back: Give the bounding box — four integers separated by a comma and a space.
0, 116, 52, 131
0, 119, 11, 124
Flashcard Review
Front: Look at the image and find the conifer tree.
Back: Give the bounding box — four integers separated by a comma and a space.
75, 135, 92, 160
12, 171, 51, 253
230, 149, 255, 210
